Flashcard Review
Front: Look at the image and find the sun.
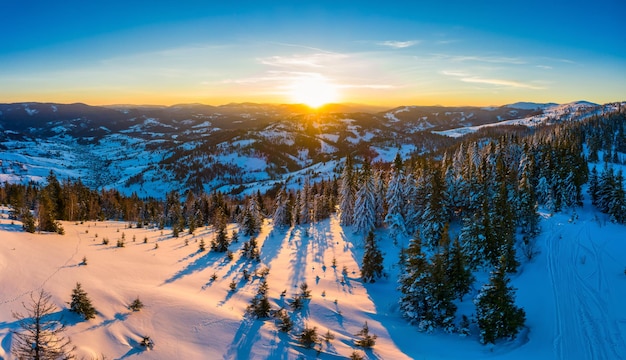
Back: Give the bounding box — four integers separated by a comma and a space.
288, 77, 339, 108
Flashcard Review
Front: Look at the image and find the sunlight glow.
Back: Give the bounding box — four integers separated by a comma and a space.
288, 76, 339, 108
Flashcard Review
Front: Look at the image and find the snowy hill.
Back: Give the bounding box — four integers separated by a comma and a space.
1, 195, 625, 359
434, 101, 622, 138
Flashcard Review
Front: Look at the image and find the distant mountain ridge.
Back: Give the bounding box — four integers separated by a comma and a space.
0, 100, 620, 198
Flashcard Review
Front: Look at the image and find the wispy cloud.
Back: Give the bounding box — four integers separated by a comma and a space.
258, 53, 348, 68
536, 65, 553, 70
460, 77, 544, 89
442, 70, 544, 89
432, 53, 526, 65
378, 40, 420, 49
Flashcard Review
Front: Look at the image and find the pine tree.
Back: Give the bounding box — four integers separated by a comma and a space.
69, 282, 96, 320
339, 155, 356, 226
353, 161, 376, 235
354, 321, 377, 348
12, 289, 76, 360
588, 166, 600, 205
361, 231, 384, 283
21, 208, 36, 233
427, 234, 457, 332
129, 297, 144, 312
398, 233, 431, 326
299, 325, 319, 349
420, 167, 447, 249
299, 179, 312, 224
385, 164, 406, 243
474, 257, 526, 344
242, 197, 262, 236
272, 189, 291, 227
247, 280, 271, 318
211, 208, 229, 252
448, 237, 474, 301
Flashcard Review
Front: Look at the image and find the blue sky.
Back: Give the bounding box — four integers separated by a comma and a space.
1, 0, 624, 106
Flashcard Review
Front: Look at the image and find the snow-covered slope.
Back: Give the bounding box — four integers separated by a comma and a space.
1, 181, 625, 360
434, 101, 623, 138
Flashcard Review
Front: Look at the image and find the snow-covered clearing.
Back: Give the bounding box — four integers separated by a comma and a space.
0, 201, 625, 359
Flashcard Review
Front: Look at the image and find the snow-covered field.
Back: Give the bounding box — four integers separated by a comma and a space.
0, 200, 625, 359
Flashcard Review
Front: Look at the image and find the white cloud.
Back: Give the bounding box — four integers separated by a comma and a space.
459, 77, 544, 89
378, 40, 420, 49
258, 53, 348, 68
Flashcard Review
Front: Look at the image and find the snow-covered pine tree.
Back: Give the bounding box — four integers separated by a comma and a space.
385, 156, 406, 244
402, 171, 421, 235
361, 231, 384, 283
420, 167, 447, 249
299, 179, 312, 225
448, 236, 474, 301
517, 167, 540, 238
608, 169, 626, 223
243, 197, 262, 236
339, 155, 356, 226
353, 161, 377, 235
373, 170, 386, 228
474, 257, 526, 344
272, 188, 291, 227
398, 232, 431, 325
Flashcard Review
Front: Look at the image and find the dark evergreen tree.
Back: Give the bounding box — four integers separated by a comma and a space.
211, 208, 229, 252
12, 289, 76, 360
361, 231, 384, 283
298, 325, 319, 349
448, 237, 474, 301
69, 283, 96, 320
21, 208, 36, 233
474, 257, 526, 344
247, 280, 271, 318
398, 233, 431, 327
354, 321, 377, 348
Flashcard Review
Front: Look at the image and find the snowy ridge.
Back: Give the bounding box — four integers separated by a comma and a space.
433, 101, 621, 138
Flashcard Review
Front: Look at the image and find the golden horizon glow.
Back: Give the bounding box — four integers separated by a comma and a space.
287, 77, 340, 108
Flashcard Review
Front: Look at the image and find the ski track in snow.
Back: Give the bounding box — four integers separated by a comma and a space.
548, 220, 625, 360
0, 229, 82, 306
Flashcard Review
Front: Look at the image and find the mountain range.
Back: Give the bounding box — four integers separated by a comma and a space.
0, 100, 619, 198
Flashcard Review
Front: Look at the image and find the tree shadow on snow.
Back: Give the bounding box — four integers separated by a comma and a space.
288, 227, 312, 288
161, 250, 222, 284
116, 337, 145, 360
0, 223, 23, 232
86, 312, 129, 331
223, 318, 263, 360
260, 226, 290, 265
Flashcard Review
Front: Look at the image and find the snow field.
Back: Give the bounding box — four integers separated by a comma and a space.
1, 199, 625, 359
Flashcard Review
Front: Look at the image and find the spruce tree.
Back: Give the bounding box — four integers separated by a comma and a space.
69, 282, 96, 320
385, 164, 407, 243
339, 155, 356, 226
448, 237, 474, 301
272, 189, 291, 227
353, 161, 376, 235
211, 208, 229, 252
354, 321, 377, 348
474, 257, 525, 344
398, 233, 431, 326
361, 231, 384, 283
21, 208, 36, 233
